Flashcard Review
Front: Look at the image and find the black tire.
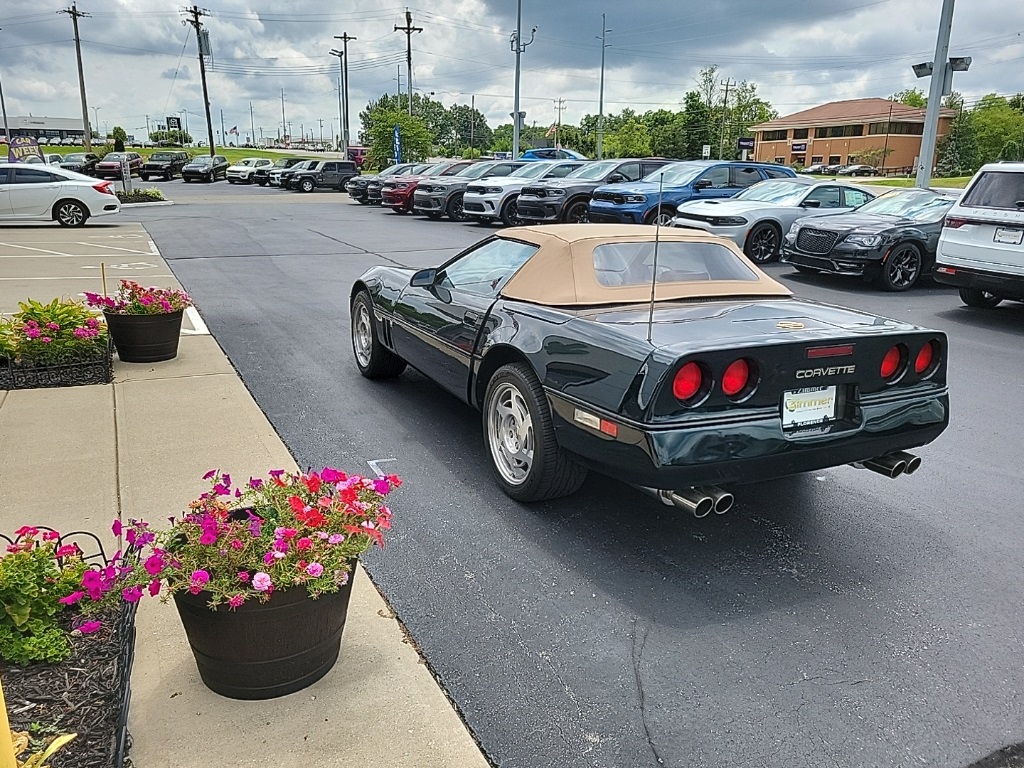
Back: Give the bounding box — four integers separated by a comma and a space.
446, 193, 468, 221
470, 215, 492, 225
350, 291, 406, 379
877, 242, 923, 291
744, 222, 782, 264
207, 171, 215, 183
139, 174, 149, 182
228, 179, 235, 184
164, 172, 172, 181
358, 197, 370, 204
563, 199, 590, 224
483, 362, 588, 503
959, 287, 1003, 308
645, 205, 675, 226
793, 265, 821, 275
425, 211, 443, 219
183, 177, 190, 183
500, 197, 522, 227
257, 179, 267, 187
54, 199, 88, 227
300, 178, 315, 193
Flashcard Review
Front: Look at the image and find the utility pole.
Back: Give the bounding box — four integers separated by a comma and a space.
318, 118, 324, 145
280, 89, 287, 144
182, 5, 215, 156
718, 78, 736, 160
59, 3, 92, 151
334, 33, 356, 154
395, 66, 403, 101
470, 94, 475, 150
329, 49, 344, 152
510, 0, 537, 158
0, 29, 9, 149
145, 114, 150, 140
554, 97, 565, 149
220, 109, 226, 147
249, 102, 255, 146
916, 0, 956, 188
597, 14, 611, 159
394, 9, 422, 116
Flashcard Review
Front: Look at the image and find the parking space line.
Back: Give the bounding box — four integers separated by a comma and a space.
0, 275, 174, 281
0, 242, 75, 256
74, 242, 154, 255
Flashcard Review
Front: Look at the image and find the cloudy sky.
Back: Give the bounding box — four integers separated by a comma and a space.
1, 0, 1021, 142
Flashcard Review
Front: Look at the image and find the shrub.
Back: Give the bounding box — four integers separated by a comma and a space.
92, 143, 117, 160
115, 187, 165, 203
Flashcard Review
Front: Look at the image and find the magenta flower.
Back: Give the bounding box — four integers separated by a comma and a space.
55, 544, 79, 558
73, 327, 91, 339
305, 562, 324, 578
191, 569, 210, 586
238, 571, 250, 582
228, 594, 245, 608
46, 322, 60, 330
248, 477, 263, 490
122, 586, 143, 603
148, 579, 161, 597
140, 295, 154, 305
40, 337, 52, 344
230, 538, 243, 550
86, 317, 99, 329
252, 572, 272, 592
373, 477, 391, 495
296, 537, 312, 551
24, 327, 40, 339
59, 591, 85, 605
199, 531, 217, 545
263, 552, 275, 565
144, 554, 164, 575
321, 467, 345, 483
203, 469, 218, 480
77, 620, 102, 635
328, 533, 345, 545
112, 519, 123, 537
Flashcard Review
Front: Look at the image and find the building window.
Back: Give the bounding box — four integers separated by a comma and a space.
868, 122, 924, 136
792, 128, 809, 139
774, 157, 785, 164
811, 156, 823, 164
792, 155, 806, 166
815, 125, 865, 138
762, 129, 788, 141
829, 155, 841, 164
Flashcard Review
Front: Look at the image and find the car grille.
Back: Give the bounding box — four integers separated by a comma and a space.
591, 191, 625, 204
796, 228, 840, 255
466, 185, 489, 195
587, 212, 621, 223
521, 186, 547, 197
464, 201, 485, 212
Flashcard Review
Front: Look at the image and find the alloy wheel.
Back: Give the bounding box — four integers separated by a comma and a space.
352, 303, 373, 368
885, 245, 921, 289
56, 202, 85, 227
565, 202, 589, 224
487, 382, 535, 486
746, 225, 780, 263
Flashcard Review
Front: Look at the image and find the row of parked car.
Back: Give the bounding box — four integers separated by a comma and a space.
343, 156, 1024, 305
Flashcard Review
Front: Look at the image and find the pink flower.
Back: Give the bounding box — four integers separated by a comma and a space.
230, 538, 243, 550
24, 327, 40, 339
140, 295, 154, 305
122, 586, 143, 602
160, 299, 172, 312
321, 467, 346, 484
77, 620, 102, 635
248, 477, 263, 490
328, 533, 345, 545
43, 531, 60, 542
252, 572, 273, 592
202, 469, 218, 480
373, 477, 391, 495
148, 579, 161, 597
59, 591, 85, 605
228, 594, 245, 608
199, 531, 217, 545
46, 322, 60, 330
74, 327, 91, 339
86, 317, 99, 329
191, 569, 210, 586
238, 571, 250, 582
111, 519, 123, 537
40, 337, 52, 344
263, 552, 275, 565
296, 537, 312, 551
305, 562, 324, 578
55, 544, 79, 558
144, 554, 165, 575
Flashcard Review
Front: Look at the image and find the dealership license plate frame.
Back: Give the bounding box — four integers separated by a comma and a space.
781, 385, 839, 431
993, 227, 1024, 246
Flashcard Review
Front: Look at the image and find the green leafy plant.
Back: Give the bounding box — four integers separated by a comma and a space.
0, 529, 90, 664
0, 298, 107, 366
115, 188, 165, 203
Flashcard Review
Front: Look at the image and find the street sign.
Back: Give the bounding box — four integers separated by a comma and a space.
393, 124, 401, 163
791, 142, 807, 152
701, 144, 711, 159
167, 116, 181, 131
737, 137, 755, 150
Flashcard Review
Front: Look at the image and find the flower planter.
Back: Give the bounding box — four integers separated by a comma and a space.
104, 310, 183, 363
172, 569, 357, 700
0, 348, 114, 390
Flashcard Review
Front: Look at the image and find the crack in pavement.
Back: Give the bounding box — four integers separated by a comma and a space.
631, 617, 666, 766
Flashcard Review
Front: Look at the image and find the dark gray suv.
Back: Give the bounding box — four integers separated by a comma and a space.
289, 160, 359, 192
516, 158, 675, 224
412, 160, 526, 221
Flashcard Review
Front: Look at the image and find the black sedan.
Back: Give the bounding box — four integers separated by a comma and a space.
59, 152, 99, 175
181, 155, 229, 182
781, 188, 960, 291
350, 225, 948, 513
838, 164, 881, 177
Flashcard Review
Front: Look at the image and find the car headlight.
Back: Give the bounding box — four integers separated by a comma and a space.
713, 216, 748, 226
396, 182, 411, 189
786, 223, 800, 239
485, 187, 503, 194
549, 189, 566, 196
845, 234, 883, 247
623, 195, 647, 203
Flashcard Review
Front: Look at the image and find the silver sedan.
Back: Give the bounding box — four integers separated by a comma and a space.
670, 177, 877, 263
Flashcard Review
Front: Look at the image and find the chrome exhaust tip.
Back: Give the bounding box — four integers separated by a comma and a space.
891, 451, 922, 475
663, 489, 715, 518
702, 487, 735, 515
860, 455, 908, 479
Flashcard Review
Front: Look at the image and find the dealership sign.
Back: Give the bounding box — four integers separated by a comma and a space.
791, 142, 808, 152
8, 137, 43, 163
736, 137, 755, 150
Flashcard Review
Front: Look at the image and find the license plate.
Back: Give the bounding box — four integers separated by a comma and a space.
994, 227, 1023, 245
782, 386, 837, 430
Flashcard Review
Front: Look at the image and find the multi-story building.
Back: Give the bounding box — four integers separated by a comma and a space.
0, 116, 87, 143
750, 98, 956, 171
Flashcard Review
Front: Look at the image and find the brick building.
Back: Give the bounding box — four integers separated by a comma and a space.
750, 98, 956, 171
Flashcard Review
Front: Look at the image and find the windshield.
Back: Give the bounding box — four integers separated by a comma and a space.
237, 158, 260, 166
511, 162, 554, 179
455, 163, 497, 179
64, 154, 86, 162
416, 163, 446, 176
647, 163, 705, 185
104, 153, 126, 161
856, 190, 955, 222
190, 157, 213, 165
273, 159, 291, 168
150, 153, 175, 161
377, 164, 400, 175
567, 160, 620, 180
735, 181, 810, 205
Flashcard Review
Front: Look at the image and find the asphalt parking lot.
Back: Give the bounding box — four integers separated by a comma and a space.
113, 179, 1024, 768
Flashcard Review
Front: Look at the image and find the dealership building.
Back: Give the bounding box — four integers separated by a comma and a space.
0, 115, 87, 142
750, 98, 956, 171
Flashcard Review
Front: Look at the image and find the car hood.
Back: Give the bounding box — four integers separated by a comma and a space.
227, 164, 256, 171
183, 162, 213, 169
96, 159, 124, 166
144, 159, 173, 165
467, 176, 526, 190
594, 181, 662, 196
796, 212, 911, 234
677, 199, 793, 216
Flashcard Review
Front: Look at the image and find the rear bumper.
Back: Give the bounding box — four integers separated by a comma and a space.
517, 199, 564, 222
546, 388, 948, 489
934, 264, 1024, 300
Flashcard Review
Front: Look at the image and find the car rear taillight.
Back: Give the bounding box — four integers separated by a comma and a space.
721, 358, 754, 398
880, 344, 906, 381
914, 340, 940, 376
673, 362, 704, 402
93, 182, 113, 195
944, 217, 967, 229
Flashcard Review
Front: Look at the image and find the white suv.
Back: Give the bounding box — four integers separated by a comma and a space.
463, 160, 585, 226
935, 162, 1024, 307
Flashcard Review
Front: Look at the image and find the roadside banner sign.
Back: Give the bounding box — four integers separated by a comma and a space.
393, 124, 401, 163
7, 137, 43, 163
736, 136, 755, 150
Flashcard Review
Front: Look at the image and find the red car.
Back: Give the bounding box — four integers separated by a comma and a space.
380, 160, 477, 213
94, 152, 144, 179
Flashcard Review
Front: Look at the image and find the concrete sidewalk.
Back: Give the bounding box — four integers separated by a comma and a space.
0, 223, 490, 768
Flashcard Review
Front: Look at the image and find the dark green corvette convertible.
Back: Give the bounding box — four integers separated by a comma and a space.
350, 224, 948, 516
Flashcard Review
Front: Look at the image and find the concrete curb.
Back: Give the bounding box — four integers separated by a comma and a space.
119, 200, 175, 208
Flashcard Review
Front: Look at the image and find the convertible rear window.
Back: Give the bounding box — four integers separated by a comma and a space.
961, 171, 1024, 210
593, 242, 759, 286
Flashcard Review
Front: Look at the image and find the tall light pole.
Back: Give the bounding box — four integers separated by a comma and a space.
596, 15, 611, 160
0, 29, 12, 148
914, 0, 958, 187
91, 106, 101, 138
330, 48, 346, 154
509, 0, 536, 158
335, 33, 356, 153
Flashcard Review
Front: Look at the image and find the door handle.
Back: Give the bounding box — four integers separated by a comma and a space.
464, 310, 483, 327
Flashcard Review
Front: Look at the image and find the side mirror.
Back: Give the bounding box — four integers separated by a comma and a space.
410, 268, 438, 287
801, 199, 822, 208
606, 173, 625, 184
693, 179, 713, 190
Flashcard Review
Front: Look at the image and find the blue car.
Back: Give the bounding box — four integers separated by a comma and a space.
588, 161, 797, 225
518, 148, 589, 162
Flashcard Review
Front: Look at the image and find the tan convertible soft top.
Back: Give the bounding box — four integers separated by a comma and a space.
497, 224, 792, 306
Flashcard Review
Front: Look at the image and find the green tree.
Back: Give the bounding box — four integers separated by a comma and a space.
640, 109, 678, 133
367, 110, 432, 168
650, 114, 688, 158
696, 65, 720, 110
681, 91, 714, 160
111, 125, 127, 152
970, 93, 1024, 164
891, 88, 927, 108
936, 111, 978, 176
491, 123, 514, 152
722, 80, 777, 159
998, 138, 1024, 162
1008, 93, 1024, 114
359, 92, 450, 146
444, 103, 493, 154
148, 129, 192, 145
605, 118, 650, 158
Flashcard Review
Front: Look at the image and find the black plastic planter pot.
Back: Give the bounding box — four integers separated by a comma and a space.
172, 572, 356, 700
104, 310, 184, 363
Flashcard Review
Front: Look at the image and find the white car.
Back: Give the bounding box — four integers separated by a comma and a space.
0, 162, 121, 227
670, 178, 876, 263
462, 159, 586, 226
226, 157, 273, 184
935, 161, 1024, 308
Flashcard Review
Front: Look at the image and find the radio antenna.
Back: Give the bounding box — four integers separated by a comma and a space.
646, 172, 665, 345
